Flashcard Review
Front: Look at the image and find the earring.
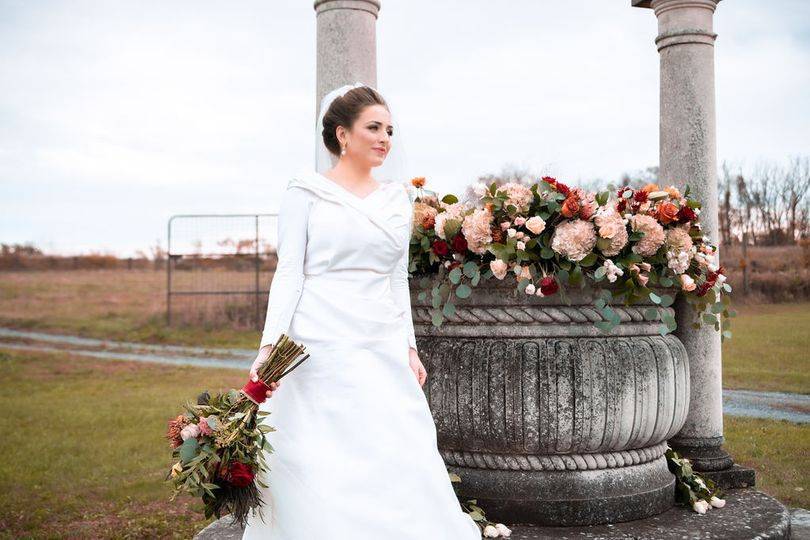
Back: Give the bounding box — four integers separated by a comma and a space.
341, 146, 346, 156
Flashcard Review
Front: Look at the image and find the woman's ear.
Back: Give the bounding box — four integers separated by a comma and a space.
336, 125, 346, 147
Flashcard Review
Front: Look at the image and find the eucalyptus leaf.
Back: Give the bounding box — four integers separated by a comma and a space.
455, 284, 472, 298
179, 437, 199, 465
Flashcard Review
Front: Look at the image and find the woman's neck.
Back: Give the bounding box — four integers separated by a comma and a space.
325, 160, 375, 187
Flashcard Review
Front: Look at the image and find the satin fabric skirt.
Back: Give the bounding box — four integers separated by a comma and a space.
242, 272, 481, 540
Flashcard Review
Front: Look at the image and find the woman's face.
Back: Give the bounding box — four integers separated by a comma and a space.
338, 104, 393, 168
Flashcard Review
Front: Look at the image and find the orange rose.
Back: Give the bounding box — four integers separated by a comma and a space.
411, 177, 426, 188
657, 201, 678, 224
642, 183, 660, 193
560, 195, 581, 218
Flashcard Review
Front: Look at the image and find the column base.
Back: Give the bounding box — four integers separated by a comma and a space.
669, 437, 734, 471
702, 464, 757, 490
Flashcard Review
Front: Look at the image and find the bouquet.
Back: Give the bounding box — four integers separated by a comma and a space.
165, 334, 309, 526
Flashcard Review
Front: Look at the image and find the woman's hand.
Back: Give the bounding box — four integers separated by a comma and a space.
249, 345, 282, 398
408, 348, 427, 387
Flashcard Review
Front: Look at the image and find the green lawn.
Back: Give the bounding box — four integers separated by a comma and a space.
0, 349, 807, 539
724, 416, 809, 509
721, 302, 810, 394
0, 349, 245, 539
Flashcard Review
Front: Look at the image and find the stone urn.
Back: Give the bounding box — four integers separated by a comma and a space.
410, 275, 690, 526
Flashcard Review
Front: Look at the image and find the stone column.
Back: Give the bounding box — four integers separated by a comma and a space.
314, 0, 380, 114
632, 0, 731, 472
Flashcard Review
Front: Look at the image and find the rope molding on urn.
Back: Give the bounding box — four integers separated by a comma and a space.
412, 304, 673, 325
441, 441, 669, 471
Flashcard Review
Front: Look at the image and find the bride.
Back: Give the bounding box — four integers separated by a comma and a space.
241, 83, 482, 539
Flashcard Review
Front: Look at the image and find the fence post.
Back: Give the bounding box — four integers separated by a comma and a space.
741, 232, 749, 296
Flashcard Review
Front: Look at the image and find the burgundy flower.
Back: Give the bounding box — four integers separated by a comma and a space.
633, 190, 648, 203
696, 281, 712, 297
431, 239, 449, 256
450, 234, 468, 254
226, 462, 255, 488
539, 276, 559, 296
677, 205, 696, 223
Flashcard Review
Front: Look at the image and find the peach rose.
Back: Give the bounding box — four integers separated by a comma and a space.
680, 274, 697, 292
665, 186, 681, 199
525, 216, 546, 235
490, 259, 508, 280
657, 201, 678, 224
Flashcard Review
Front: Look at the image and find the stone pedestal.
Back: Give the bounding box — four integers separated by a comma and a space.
411, 277, 690, 526
632, 0, 735, 474
314, 0, 380, 113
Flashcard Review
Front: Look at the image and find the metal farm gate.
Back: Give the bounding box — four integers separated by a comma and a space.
167, 213, 279, 330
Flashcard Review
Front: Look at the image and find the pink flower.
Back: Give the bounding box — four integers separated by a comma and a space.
500, 221, 512, 231
490, 259, 508, 280
513, 216, 526, 226
680, 274, 697, 292
637, 273, 649, 287
198, 417, 214, 436
631, 214, 666, 257
594, 209, 628, 257
434, 202, 467, 240
180, 424, 200, 441
550, 220, 597, 262
518, 265, 532, 281
461, 208, 494, 254
501, 182, 534, 213
525, 216, 546, 235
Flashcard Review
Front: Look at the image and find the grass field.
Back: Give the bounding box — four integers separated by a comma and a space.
722, 303, 810, 394
2, 269, 808, 394
0, 349, 807, 539
0, 349, 243, 539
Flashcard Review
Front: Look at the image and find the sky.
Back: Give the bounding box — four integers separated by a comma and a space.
1, 0, 808, 256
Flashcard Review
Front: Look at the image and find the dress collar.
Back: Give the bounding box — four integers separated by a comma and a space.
288, 170, 407, 246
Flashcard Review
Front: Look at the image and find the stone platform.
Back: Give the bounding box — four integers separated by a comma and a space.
195, 489, 795, 539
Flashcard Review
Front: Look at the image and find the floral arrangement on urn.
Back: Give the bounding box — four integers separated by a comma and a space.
407, 176, 734, 338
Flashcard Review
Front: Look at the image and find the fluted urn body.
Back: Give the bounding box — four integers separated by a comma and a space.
410, 276, 690, 526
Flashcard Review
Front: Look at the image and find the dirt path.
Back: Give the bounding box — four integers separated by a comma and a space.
1, 327, 807, 423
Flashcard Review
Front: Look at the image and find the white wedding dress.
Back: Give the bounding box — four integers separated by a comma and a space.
242, 170, 481, 539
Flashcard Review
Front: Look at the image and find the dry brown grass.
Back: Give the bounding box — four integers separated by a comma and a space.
720, 244, 810, 302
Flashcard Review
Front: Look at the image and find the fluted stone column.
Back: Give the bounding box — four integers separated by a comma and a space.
632, 0, 731, 472
314, 0, 380, 114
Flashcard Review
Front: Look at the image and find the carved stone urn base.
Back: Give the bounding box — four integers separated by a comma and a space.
411, 276, 691, 526
449, 455, 675, 526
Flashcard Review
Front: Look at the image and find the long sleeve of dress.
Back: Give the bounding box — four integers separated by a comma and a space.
390, 189, 418, 352
259, 186, 313, 350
